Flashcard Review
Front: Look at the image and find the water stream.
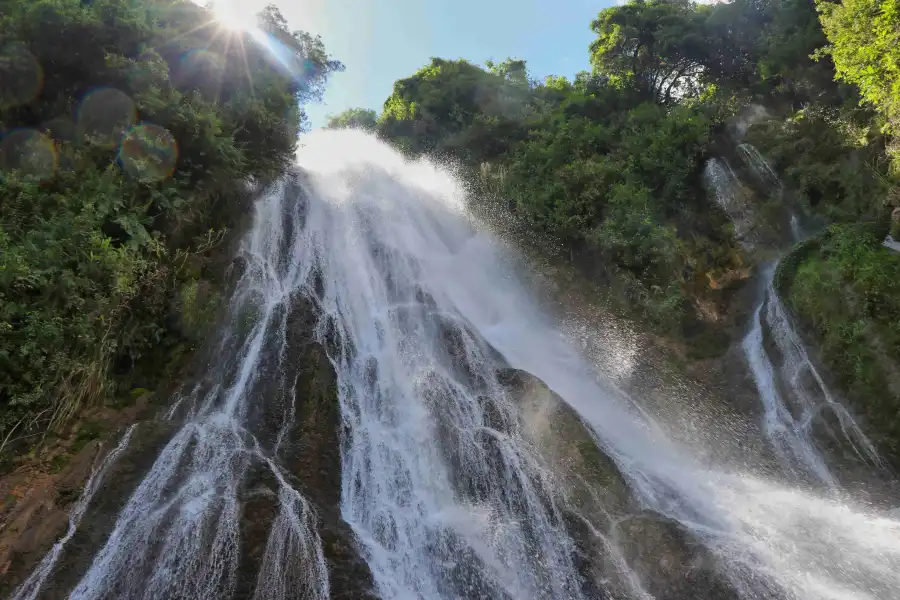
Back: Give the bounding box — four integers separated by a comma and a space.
10, 426, 137, 600
13, 131, 900, 600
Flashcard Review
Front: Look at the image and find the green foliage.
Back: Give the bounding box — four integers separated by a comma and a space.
817, 0, 900, 132
378, 58, 534, 163
373, 53, 745, 335
746, 106, 895, 222
326, 107, 378, 131
0, 0, 341, 442
590, 0, 709, 103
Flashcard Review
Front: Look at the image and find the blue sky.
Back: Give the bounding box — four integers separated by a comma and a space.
216, 0, 611, 128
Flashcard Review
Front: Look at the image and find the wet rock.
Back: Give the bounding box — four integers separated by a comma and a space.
497, 368, 638, 597
274, 294, 376, 599
0, 419, 177, 599
41, 420, 180, 599
613, 512, 739, 600
235, 467, 281, 600
497, 368, 633, 518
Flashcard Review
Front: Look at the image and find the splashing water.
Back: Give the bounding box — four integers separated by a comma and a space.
293, 134, 588, 599
25, 130, 900, 600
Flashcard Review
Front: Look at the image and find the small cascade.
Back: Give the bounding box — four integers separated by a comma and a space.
62, 179, 333, 600
743, 269, 881, 488
703, 158, 759, 249
884, 234, 900, 253
717, 143, 883, 487
737, 143, 782, 191
10, 425, 137, 600
789, 214, 803, 242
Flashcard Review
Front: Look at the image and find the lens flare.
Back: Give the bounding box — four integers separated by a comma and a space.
76, 87, 136, 148
0, 42, 43, 110
0, 128, 57, 180
119, 123, 179, 182
210, 0, 258, 31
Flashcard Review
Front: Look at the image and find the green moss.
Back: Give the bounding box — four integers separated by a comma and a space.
49, 453, 71, 474
774, 231, 828, 296
129, 387, 152, 400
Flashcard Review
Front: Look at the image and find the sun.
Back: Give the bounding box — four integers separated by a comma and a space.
209, 0, 258, 31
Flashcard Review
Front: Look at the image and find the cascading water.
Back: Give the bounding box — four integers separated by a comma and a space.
742, 269, 882, 488
703, 158, 759, 249
707, 146, 882, 488
10, 425, 136, 600
16, 130, 900, 600
284, 132, 900, 600
59, 175, 333, 600
736, 143, 781, 191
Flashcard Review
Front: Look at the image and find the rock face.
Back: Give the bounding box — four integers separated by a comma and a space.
277, 295, 375, 599
0, 424, 181, 598
613, 513, 739, 600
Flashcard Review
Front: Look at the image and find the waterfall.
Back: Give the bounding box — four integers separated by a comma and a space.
703, 158, 759, 249
737, 143, 781, 190
289, 131, 900, 599
16, 130, 900, 600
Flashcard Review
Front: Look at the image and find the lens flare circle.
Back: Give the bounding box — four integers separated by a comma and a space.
0, 42, 43, 109
0, 128, 57, 180
76, 87, 136, 148
119, 123, 178, 182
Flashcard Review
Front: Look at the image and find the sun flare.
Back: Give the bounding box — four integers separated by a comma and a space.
210, 0, 258, 31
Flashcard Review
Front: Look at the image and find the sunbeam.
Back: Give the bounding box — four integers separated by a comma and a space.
208, 0, 260, 32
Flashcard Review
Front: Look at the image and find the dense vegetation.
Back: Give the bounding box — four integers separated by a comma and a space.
0, 0, 341, 456
328, 0, 900, 461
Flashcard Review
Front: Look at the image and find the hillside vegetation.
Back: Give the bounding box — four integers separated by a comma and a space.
0, 0, 341, 458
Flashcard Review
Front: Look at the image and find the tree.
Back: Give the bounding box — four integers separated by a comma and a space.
0, 0, 341, 448
590, 0, 709, 103
817, 0, 900, 130
378, 58, 534, 162
326, 107, 377, 131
